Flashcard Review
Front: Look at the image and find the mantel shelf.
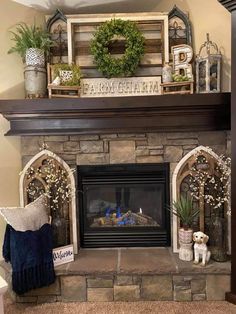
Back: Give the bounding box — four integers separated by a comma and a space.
0, 93, 231, 136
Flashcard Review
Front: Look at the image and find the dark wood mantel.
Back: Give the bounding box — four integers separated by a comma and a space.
0, 93, 231, 136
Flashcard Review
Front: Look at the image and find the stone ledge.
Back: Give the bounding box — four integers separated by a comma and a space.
0, 248, 231, 303
0, 249, 231, 277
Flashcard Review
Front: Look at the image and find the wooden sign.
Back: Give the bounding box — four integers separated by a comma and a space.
80, 77, 162, 97
53, 244, 74, 266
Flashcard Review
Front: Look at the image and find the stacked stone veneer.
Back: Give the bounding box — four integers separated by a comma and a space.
8, 131, 231, 303
21, 130, 231, 248
9, 273, 230, 303
22, 131, 231, 170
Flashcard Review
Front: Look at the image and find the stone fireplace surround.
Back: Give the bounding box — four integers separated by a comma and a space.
21, 130, 231, 250
1, 130, 231, 303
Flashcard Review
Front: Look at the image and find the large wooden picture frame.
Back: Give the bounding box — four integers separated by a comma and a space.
66, 13, 169, 77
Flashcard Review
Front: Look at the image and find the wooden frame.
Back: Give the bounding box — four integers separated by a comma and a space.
160, 81, 194, 95
46, 9, 67, 32
168, 5, 193, 47
66, 13, 169, 68
172, 145, 230, 253
19, 149, 78, 254
47, 64, 80, 98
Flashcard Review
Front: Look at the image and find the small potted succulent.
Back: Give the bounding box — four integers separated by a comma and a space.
169, 196, 199, 244
8, 22, 53, 66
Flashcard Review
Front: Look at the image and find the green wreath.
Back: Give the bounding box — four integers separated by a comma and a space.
90, 19, 145, 78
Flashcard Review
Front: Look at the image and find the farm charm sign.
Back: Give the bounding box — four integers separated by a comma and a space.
80, 77, 162, 97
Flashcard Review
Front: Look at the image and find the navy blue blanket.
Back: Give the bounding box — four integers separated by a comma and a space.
3, 223, 55, 295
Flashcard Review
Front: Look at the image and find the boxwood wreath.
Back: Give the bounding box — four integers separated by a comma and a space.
90, 19, 145, 78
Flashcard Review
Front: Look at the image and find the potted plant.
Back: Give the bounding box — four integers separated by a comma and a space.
8, 22, 53, 66
169, 195, 199, 244
52, 63, 82, 86
47, 63, 82, 98
8, 22, 53, 98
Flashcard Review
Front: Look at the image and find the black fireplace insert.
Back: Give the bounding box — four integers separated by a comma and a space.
77, 163, 170, 248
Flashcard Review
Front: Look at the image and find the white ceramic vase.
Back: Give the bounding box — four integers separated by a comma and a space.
162, 62, 173, 83
179, 228, 193, 244
59, 70, 73, 84
25, 48, 45, 67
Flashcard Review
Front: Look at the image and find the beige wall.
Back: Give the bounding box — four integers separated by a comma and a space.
0, 0, 44, 258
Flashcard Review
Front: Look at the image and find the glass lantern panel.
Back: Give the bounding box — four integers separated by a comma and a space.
198, 60, 207, 92
210, 58, 219, 92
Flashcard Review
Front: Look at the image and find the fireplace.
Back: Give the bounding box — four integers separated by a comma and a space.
77, 163, 170, 248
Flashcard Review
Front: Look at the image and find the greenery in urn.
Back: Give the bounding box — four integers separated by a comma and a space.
168, 196, 199, 230
8, 22, 53, 60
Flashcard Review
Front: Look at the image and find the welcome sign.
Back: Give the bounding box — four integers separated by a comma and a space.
53, 244, 74, 266
80, 77, 162, 97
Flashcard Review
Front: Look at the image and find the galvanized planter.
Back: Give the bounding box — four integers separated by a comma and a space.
24, 66, 47, 98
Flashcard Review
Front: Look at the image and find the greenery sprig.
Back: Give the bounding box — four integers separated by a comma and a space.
8, 22, 53, 59
167, 196, 199, 229
26, 157, 75, 213
90, 19, 145, 78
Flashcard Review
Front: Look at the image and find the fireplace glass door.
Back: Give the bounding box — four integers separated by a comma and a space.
85, 184, 163, 228
78, 163, 170, 248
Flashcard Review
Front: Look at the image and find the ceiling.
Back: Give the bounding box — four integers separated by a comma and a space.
11, 0, 161, 14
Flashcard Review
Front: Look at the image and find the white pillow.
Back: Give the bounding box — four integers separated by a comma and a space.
0, 194, 49, 232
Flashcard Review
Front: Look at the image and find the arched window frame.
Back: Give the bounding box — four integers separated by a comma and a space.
172, 145, 230, 253
19, 149, 78, 254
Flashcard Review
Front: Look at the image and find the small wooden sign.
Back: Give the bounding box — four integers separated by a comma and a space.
53, 244, 74, 266
80, 76, 162, 97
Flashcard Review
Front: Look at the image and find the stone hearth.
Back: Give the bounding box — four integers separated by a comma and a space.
1, 248, 231, 303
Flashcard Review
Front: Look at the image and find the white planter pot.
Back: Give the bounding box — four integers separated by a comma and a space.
162, 63, 173, 83
179, 228, 193, 244
25, 48, 45, 67
59, 70, 73, 84
179, 242, 193, 261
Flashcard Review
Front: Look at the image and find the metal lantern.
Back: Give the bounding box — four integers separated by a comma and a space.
196, 33, 222, 93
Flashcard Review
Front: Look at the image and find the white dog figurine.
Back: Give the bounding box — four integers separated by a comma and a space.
193, 231, 211, 266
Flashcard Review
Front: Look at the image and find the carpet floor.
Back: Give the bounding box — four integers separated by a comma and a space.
4, 296, 236, 314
